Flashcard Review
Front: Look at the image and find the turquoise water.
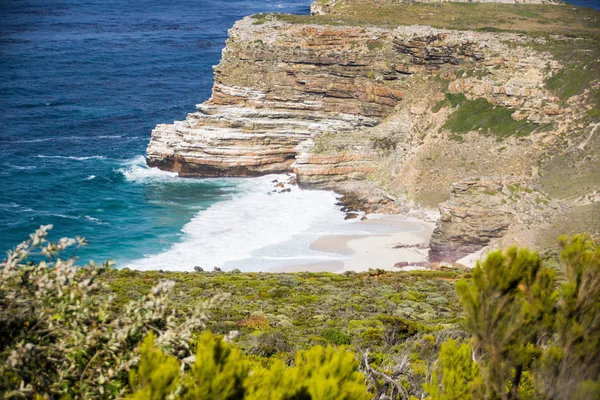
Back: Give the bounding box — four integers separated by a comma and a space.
0, 0, 313, 266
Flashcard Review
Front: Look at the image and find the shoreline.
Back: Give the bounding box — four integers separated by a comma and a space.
271, 215, 436, 273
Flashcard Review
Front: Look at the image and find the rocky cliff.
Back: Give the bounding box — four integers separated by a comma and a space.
146, 0, 600, 262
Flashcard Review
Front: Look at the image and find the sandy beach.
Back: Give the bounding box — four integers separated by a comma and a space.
272, 214, 436, 273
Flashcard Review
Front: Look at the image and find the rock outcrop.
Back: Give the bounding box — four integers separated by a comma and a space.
147, 18, 560, 183
428, 177, 563, 262
429, 178, 517, 262
146, 1, 599, 261
147, 18, 405, 178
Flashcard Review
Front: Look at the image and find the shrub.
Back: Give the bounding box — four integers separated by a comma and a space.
0, 226, 217, 398
129, 332, 369, 400
430, 235, 600, 400
321, 328, 351, 345
456, 246, 556, 399
424, 339, 483, 400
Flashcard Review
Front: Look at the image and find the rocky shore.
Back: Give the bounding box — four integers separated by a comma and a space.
146, 0, 600, 265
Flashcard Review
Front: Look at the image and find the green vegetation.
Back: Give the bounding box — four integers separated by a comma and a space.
435, 235, 600, 399
425, 339, 483, 400
0, 226, 466, 398
523, 35, 600, 116
130, 331, 369, 399
456, 247, 556, 399
442, 97, 540, 141
431, 93, 467, 113
1, 228, 599, 399
255, 2, 600, 35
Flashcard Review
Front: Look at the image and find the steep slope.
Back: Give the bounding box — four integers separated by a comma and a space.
146, 0, 600, 261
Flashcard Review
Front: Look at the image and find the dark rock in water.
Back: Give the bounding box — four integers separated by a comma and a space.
394, 261, 409, 268
361, 215, 368, 221
272, 179, 278, 183
345, 212, 359, 220
287, 176, 297, 185
275, 182, 285, 188
281, 188, 292, 193
194, 266, 204, 272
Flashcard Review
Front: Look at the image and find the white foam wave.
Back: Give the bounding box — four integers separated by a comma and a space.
36, 155, 106, 161
124, 174, 348, 272
0, 203, 21, 210
85, 215, 110, 225
86, 175, 96, 180
14, 138, 54, 143
118, 155, 179, 183
7, 164, 37, 170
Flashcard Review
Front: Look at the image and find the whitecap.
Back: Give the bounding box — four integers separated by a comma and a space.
86, 175, 96, 180
97, 135, 123, 139
85, 215, 110, 225
13, 138, 54, 143
0, 203, 21, 209
117, 155, 179, 183
7, 164, 36, 170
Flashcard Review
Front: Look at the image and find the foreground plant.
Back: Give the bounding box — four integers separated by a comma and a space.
129, 331, 370, 400
0, 226, 216, 399
426, 235, 600, 400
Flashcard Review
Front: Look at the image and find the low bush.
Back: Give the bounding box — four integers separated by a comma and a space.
129, 331, 369, 400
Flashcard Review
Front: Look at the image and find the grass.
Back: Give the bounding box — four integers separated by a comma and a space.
432, 92, 467, 113
255, 2, 600, 35
443, 97, 540, 140
528, 35, 600, 107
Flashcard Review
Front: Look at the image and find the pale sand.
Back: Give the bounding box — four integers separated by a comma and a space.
309, 235, 367, 255
276, 215, 436, 273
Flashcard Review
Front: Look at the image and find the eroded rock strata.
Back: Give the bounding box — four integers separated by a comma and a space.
147, 3, 599, 261
147, 19, 559, 181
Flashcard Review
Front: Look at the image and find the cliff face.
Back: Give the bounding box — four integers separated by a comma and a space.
146, 2, 600, 262
147, 18, 558, 181
147, 19, 402, 177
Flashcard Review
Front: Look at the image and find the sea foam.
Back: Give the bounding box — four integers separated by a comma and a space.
124, 173, 350, 272
118, 155, 180, 183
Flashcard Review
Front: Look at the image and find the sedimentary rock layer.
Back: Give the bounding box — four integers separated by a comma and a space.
147, 17, 405, 178
428, 178, 518, 262
147, 17, 557, 183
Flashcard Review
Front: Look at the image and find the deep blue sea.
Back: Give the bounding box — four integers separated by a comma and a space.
0, 0, 325, 269
1, 0, 598, 270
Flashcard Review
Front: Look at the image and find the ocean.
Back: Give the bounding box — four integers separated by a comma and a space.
1, 0, 598, 270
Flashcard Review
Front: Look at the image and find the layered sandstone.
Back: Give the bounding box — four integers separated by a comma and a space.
147, 17, 404, 178
428, 177, 566, 262
147, 18, 560, 183
146, 3, 599, 262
